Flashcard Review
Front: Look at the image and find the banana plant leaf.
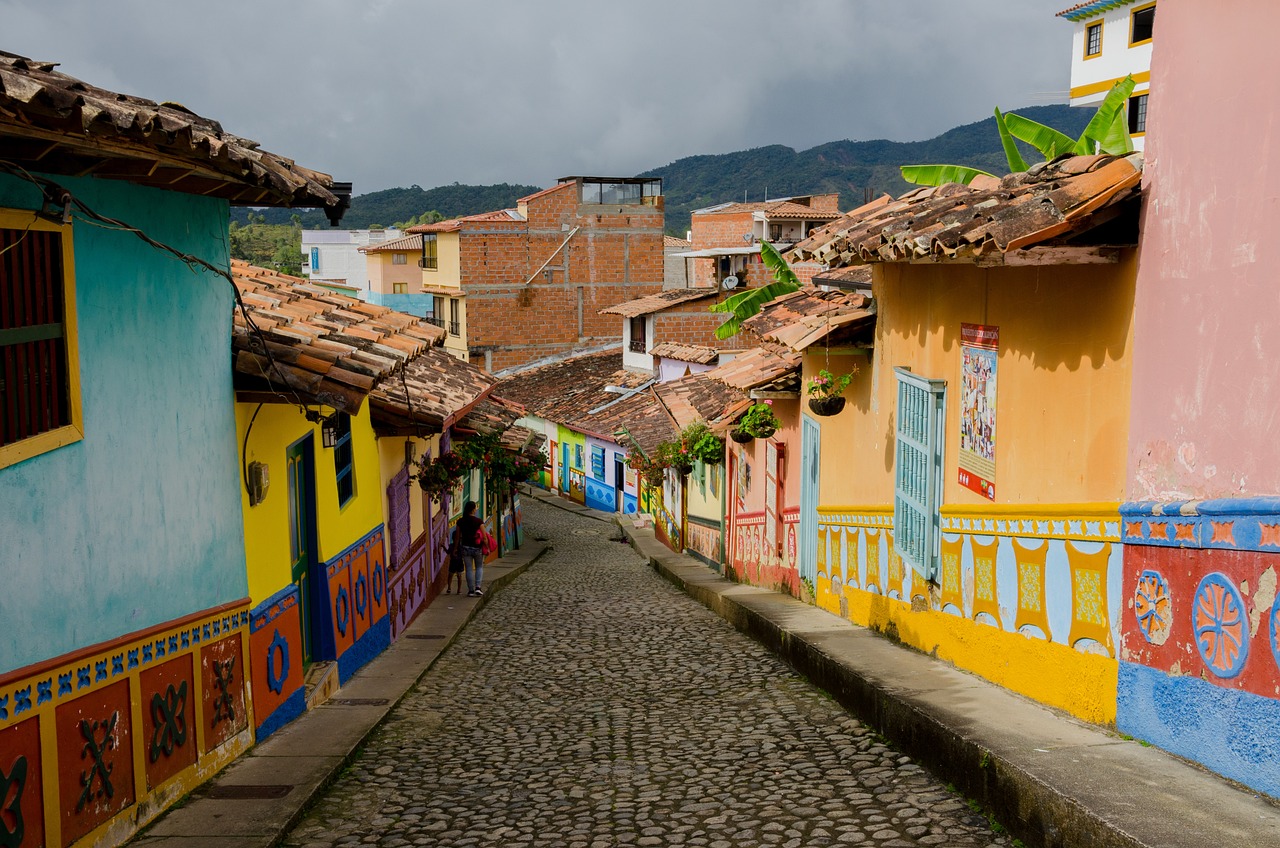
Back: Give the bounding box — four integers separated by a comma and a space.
1076, 75, 1136, 154
710, 280, 801, 339
759, 239, 799, 287
995, 108, 1029, 173
1003, 113, 1079, 160
900, 164, 997, 187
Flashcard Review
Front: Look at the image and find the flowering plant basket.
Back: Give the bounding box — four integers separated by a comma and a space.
656, 440, 695, 476
682, 421, 725, 465
738, 400, 781, 439
806, 368, 855, 399
416, 451, 469, 502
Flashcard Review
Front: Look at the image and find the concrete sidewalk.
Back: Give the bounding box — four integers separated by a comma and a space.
618, 520, 1280, 848
130, 540, 548, 848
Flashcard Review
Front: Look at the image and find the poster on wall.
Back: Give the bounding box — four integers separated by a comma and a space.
958, 322, 998, 501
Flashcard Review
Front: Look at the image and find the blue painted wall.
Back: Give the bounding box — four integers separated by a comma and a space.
366, 290, 434, 318
1118, 661, 1280, 797
0, 174, 248, 673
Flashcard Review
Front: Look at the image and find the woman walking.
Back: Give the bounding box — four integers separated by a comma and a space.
456, 500, 486, 596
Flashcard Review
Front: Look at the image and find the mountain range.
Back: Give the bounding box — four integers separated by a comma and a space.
231, 104, 1091, 235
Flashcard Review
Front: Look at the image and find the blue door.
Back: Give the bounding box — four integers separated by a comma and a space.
799, 414, 821, 585
560, 442, 570, 493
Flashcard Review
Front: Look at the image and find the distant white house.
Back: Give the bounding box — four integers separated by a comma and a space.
301, 228, 403, 293
1058, 0, 1154, 149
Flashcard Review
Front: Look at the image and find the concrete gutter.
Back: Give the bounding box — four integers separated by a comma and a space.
618, 520, 1280, 848
130, 541, 548, 848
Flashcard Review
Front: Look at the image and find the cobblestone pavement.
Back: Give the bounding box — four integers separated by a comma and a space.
281, 500, 1013, 848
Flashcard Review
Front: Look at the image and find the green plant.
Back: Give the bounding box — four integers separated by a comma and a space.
901, 76, 1137, 187
806, 368, 856, 399
681, 421, 725, 465
626, 448, 668, 488
416, 451, 470, 502
737, 400, 781, 438
708, 240, 800, 339
656, 440, 694, 473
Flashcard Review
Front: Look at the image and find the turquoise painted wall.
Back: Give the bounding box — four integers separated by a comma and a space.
0, 173, 249, 673
367, 290, 434, 318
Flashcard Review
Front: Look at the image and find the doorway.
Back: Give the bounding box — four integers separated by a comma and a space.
287, 433, 320, 666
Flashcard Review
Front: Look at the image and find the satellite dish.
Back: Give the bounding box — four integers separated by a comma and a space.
721, 275, 740, 290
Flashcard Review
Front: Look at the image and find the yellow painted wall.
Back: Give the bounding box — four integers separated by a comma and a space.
237, 401, 386, 606
376, 433, 444, 542
367, 251, 421, 294
816, 256, 1136, 508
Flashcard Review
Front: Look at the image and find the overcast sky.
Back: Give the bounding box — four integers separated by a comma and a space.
7, 0, 1074, 196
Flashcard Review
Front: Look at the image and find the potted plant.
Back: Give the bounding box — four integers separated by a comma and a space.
627, 449, 669, 488
657, 440, 695, 476
738, 400, 781, 439
416, 450, 470, 502
682, 421, 725, 465
806, 367, 856, 416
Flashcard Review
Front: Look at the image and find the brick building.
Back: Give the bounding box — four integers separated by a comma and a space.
601, 287, 757, 375
679, 194, 842, 289
408, 176, 665, 372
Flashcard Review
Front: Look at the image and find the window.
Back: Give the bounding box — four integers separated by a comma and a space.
1128, 93, 1148, 134
892, 367, 946, 581
1130, 4, 1155, 45
575, 178, 661, 205
392, 253, 407, 266
1085, 21, 1103, 57
393, 283, 408, 294
629, 316, 647, 353
421, 234, 438, 270
332, 412, 354, 507
0, 211, 83, 469
449, 297, 460, 336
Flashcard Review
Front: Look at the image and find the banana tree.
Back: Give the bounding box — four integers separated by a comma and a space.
902, 76, 1137, 187
709, 239, 800, 339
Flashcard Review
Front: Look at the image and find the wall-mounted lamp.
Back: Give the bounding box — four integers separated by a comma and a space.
321, 415, 339, 448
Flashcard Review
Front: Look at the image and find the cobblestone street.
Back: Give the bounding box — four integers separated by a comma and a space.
280, 500, 1012, 848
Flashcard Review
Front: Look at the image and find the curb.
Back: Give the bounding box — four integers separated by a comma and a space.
616, 518, 1280, 848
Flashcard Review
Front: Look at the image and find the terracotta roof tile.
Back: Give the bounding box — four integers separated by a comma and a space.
0, 51, 343, 212
789, 153, 1143, 267
360, 234, 423, 253
648, 342, 719, 365
600, 287, 720, 317
704, 344, 802, 392
231, 261, 493, 431
664, 236, 692, 248
740, 288, 871, 338
654, 373, 750, 429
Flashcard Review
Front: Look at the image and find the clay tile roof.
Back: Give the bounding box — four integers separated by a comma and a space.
0, 52, 346, 214
230, 260, 465, 421
741, 288, 871, 338
494, 350, 671, 447
704, 344, 802, 392
455, 394, 527, 436
518, 183, 571, 203
788, 153, 1143, 268
648, 342, 719, 365
758, 201, 843, 220
812, 265, 873, 288
406, 218, 461, 234
664, 236, 692, 249
600, 287, 720, 317
654, 373, 751, 429
360, 234, 422, 253
367, 346, 496, 434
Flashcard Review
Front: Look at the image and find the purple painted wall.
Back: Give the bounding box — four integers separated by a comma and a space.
1127, 0, 1280, 501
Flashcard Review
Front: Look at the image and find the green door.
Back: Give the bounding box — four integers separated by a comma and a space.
287, 434, 319, 665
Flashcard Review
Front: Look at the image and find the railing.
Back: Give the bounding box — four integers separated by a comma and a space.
448, 321, 461, 336
628, 338, 647, 353
424, 315, 444, 328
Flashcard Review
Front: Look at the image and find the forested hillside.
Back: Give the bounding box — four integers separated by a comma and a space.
230, 183, 543, 228
644, 104, 1091, 235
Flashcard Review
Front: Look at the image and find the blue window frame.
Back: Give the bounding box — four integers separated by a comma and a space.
893, 367, 946, 581
333, 412, 354, 507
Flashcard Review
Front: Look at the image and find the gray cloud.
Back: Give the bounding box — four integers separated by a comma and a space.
6, 0, 1073, 195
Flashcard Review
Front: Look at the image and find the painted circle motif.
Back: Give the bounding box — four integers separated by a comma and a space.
372, 563, 385, 604
335, 585, 350, 636
354, 572, 369, 617
1192, 572, 1249, 678
1134, 569, 1172, 645
266, 629, 290, 694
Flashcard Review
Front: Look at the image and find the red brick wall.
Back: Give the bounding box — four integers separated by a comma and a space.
460, 185, 665, 371
650, 299, 754, 352
691, 210, 755, 249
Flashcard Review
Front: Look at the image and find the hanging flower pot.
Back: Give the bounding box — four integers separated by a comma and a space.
673, 460, 695, 476
750, 424, 777, 439
808, 395, 847, 417
730, 428, 755, 444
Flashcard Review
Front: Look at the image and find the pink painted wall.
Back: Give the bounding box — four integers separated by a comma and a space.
1128, 1, 1280, 500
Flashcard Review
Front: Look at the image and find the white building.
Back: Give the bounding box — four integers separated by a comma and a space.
300, 228, 403, 293
1058, 1, 1155, 149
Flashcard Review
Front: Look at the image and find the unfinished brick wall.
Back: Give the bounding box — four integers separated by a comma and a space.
461, 182, 665, 371
649, 299, 754, 352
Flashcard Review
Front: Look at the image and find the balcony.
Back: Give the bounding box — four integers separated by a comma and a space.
424, 315, 444, 329
448, 321, 461, 336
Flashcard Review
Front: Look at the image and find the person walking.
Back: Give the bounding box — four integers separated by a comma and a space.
456, 500, 486, 597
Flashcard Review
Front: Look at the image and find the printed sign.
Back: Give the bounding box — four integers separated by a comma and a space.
958, 323, 998, 500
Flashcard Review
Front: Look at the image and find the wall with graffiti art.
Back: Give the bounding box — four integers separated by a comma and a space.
814, 503, 1123, 724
